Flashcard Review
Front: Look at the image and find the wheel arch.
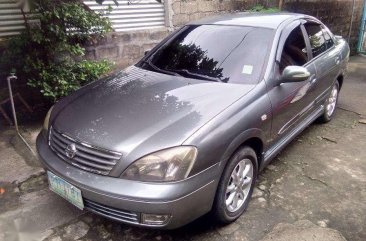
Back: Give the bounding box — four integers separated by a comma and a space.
220, 129, 265, 172
336, 73, 344, 90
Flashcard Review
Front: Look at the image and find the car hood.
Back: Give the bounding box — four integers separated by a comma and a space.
52, 66, 255, 156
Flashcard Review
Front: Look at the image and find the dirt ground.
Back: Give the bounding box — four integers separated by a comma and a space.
0, 56, 365, 241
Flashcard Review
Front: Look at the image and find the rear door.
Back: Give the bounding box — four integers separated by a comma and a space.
302, 21, 340, 104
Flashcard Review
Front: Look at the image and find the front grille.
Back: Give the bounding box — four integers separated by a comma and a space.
84, 199, 140, 224
49, 127, 122, 175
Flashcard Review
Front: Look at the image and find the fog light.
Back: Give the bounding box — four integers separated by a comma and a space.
141, 213, 170, 225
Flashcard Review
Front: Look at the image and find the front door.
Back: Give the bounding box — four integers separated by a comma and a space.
266, 23, 316, 145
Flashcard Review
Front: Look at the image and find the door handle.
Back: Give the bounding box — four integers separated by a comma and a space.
335, 56, 340, 65
308, 74, 316, 85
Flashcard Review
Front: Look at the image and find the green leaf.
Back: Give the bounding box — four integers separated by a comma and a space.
0, 0, 113, 102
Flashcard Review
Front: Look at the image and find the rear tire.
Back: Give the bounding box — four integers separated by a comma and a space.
213, 146, 258, 224
318, 81, 339, 123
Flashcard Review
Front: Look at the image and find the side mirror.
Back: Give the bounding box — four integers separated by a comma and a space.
280, 66, 310, 84
334, 35, 342, 41
334, 35, 343, 43
144, 50, 150, 56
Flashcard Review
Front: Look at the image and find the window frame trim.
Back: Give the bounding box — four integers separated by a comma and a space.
275, 20, 307, 63
275, 20, 312, 72
301, 19, 337, 64
321, 25, 335, 49
300, 23, 313, 63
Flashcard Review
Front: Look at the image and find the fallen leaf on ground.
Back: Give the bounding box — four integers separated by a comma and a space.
321, 136, 337, 143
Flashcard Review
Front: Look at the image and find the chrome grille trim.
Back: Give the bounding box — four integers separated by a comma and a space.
84, 199, 140, 224
48, 127, 122, 175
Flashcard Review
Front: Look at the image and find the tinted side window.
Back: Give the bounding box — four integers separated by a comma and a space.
279, 26, 308, 73
322, 29, 334, 49
304, 23, 327, 58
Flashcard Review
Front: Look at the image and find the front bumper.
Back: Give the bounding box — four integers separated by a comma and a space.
36, 133, 220, 229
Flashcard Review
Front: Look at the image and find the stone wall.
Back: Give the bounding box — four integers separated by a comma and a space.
170, 0, 261, 26
84, 28, 170, 70
282, 0, 365, 54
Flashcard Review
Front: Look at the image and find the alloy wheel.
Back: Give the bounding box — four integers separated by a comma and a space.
326, 85, 338, 117
225, 159, 254, 212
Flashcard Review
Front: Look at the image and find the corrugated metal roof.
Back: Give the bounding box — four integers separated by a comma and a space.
0, 0, 166, 38
83, 0, 166, 31
0, 0, 35, 37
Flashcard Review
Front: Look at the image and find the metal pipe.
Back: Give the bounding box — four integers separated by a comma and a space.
357, 0, 366, 53
348, 0, 356, 43
7, 73, 36, 156
7, 74, 18, 131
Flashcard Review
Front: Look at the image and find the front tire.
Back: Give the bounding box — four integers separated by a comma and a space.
213, 146, 258, 224
318, 81, 340, 123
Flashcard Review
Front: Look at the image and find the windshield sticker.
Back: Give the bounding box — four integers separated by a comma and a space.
242, 65, 253, 75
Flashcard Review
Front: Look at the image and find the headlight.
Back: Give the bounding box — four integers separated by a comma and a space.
43, 106, 54, 131
121, 146, 197, 182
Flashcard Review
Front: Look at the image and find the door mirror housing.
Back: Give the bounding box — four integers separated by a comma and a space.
280, 66, 310, 84
334, 35, 343, 43
334, 35, 342, 41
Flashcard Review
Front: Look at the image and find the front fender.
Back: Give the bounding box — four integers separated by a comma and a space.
219, 128, 265, 170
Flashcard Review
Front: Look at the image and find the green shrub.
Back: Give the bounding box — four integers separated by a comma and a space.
250, 4, 280, 13
1, 0, 113, 102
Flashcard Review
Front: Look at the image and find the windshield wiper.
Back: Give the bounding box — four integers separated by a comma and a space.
141, 59, 181, 77
168, 69, 222, 82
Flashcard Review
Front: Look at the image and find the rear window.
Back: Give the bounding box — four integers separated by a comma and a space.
304, 23, 327, 58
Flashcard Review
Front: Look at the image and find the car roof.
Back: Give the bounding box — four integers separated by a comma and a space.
189, 12, 308, 29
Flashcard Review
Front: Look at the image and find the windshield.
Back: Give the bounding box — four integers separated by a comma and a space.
138, 25, 274, 84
